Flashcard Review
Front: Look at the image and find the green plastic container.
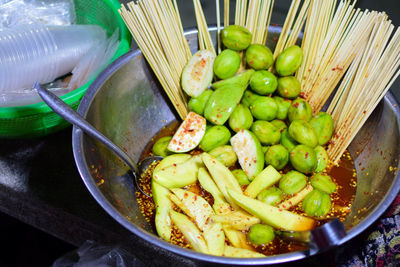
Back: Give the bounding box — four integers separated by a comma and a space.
0, 0, 131, 138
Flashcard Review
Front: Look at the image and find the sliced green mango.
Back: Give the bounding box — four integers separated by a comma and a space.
244, 165, 282, 198
212, 69, 255, 90
181, 49, 215, 97
228, 189, 316, 231
230, 129, 264, 180
154, 154, 192, 173
169, 210, 208, 254
203, 222, 225, 256
204, 85, 246, 125
201, 153, 242, 210
211, 211, 260, 231
153, 154, 203, 188
171, 188, 214, 230
223, 246, 265, 258
152, 180, 172, 241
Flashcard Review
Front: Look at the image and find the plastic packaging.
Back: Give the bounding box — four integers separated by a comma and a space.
52, 240, 146, 267
0, 0, 75, 28
0, 24, 106, 93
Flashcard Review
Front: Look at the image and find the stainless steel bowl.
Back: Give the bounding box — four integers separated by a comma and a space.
72, 26, 400, 265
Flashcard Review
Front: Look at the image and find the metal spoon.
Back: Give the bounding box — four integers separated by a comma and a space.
34, 82, 161, 197
278, 218, 347, 253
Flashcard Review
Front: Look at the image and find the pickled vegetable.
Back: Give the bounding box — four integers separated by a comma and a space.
209, 145, 238, 167
310, 173, 336, 194
288, 98, 313, 122
279, 170, 307, 195
214, 49, 241, 79
231, 169, 251, 186
213, 69, 255, 90
188, 90, 213, 115
314, 145, 329, 173
273, 96, 292, 120
309, 112, 334, 146
229, 104, 253, 132
288, 120, 318, 148
152, 136, 173, 157
204, 84, 246, 125
275, 45, 303, 76
264, 144, 289, 170
199, 125, 231, 152
277, 76, 301, 99
251, 120, 281, 145
221, 25, 252, 51
246, 44, 274, 70
302, 189, 331, 217
181, 49, 215, 97
247, 224, 275, 245
231, 129, 264, 180
228, 189, 316, 231
250, 70, 278, 95
280, 129, 298, 152
250, 97, 278, 121
168, 112, 206, 152
257, 186, 283, 206
289, 145, 317, 174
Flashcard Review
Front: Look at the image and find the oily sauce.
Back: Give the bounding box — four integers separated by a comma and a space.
136, 123, 357, 256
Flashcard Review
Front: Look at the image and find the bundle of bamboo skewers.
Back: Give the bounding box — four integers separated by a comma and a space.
119, 0, 400, 164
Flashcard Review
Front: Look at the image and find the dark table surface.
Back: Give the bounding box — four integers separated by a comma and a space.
1, 0, 400, 266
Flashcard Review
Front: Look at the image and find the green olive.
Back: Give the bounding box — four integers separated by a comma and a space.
288, 98, 312, 122
280, 129, 298, 152
246, 44, 274, 70
232, 169, 251, 185
314, 145, 329, 173
247, 224, 275, 245
188, 90, 213, 115
275, 45, 303, 76
310, 173, 336, 194
289, 145, 317, 174
242, 90, 263, 108
199, 125, 231, 152
250, 97, 278, 121
302, 189, 331, 217
309, 112, 334, 146
152, 136, 173, 157
229, 104, 253, 132
279, 170, 307, 195
265, 144, 289, 170
213, 49, 241, 79
277, 76, 301, 99
273, 96, 292, 120
221, 25, 252, 51
249, 70, 278, 95
288, 120, 318, 148
209, 145, 238, 167
257, 186, 284, 206
251, 120, 281, 145
270, 120, 287, 134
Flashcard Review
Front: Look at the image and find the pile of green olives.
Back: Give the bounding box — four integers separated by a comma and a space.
152, 24, 339, 247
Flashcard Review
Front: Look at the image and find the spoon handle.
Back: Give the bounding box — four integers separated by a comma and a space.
34, 82, 139, 174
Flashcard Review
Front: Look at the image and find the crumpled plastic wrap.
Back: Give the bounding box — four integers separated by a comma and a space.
0, 0, 75, 28
52, 240, 146, 267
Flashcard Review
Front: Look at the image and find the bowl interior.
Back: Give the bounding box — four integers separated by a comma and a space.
73, 27, 400, 264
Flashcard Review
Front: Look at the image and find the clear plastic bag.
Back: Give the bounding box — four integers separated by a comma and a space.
52, 240, 146, 267
0, 0, 76, 28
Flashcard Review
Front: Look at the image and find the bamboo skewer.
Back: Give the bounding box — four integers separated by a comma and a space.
120, 1, 192, 119
120, 0, 400, 166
